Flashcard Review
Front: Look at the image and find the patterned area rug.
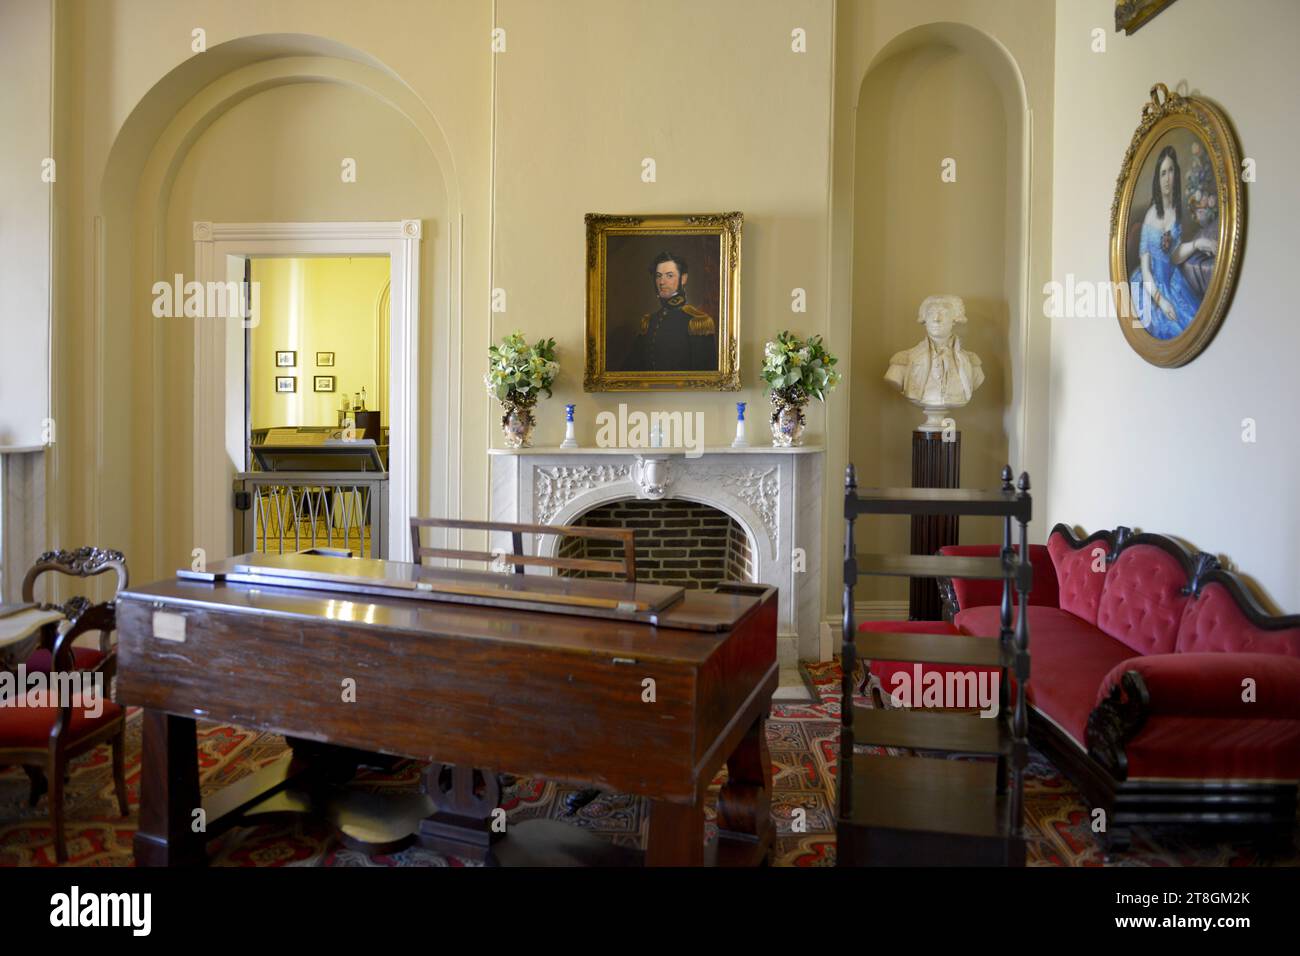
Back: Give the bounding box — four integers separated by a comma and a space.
2, 660, 1296, 866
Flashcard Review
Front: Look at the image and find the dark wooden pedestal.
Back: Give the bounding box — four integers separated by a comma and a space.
909, 430, 961, 620
132, 708, 774, 868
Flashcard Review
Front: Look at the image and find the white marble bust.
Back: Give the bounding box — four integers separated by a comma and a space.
884, 295, 985, 431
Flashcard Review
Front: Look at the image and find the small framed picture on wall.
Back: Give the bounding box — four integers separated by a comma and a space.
316, 352, 335, 367
275, 350, 296, 367
313, 375, 336, 392
275, 376, 296, 393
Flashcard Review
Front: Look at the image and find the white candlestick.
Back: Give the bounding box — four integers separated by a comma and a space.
560, 404, 578, 448
731, 401, 749, 448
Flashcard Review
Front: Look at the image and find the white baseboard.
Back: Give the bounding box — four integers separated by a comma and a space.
777, 634, 799, 668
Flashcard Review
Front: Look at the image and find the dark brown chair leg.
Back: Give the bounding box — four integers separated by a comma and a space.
48, 751, 67, 864
24, 765, 48, 806
112, 731, 129, 816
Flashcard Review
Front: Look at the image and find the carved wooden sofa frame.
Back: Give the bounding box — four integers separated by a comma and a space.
940, 524, 1300, 851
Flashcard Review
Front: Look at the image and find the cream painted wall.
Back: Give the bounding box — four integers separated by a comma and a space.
249, 257, 389, 430
491, 0, 834, 451
1049, 0, 1299, 612
849, 44, 1009, 602
0, 0, 52, 449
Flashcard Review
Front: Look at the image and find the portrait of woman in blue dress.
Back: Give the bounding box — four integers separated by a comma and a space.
1127, 145, 1218, 340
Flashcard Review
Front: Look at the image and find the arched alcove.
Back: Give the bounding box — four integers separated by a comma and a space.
92, 36, 463, 583
847, 22, 1030, 607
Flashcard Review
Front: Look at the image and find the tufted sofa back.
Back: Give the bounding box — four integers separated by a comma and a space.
1046, 525, 1300, 660
1047, 530, 1110, 625
1175, 580, 1300, 658
1094, 543, 1191, 655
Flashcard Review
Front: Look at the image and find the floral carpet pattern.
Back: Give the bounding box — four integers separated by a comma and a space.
1, 660, 1295, 866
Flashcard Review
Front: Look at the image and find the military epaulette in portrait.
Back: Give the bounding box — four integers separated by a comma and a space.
682, 305, 715, 336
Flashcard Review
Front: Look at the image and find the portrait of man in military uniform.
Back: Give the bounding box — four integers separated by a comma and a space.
616, 252, 718, 372
584, 212, 741, 391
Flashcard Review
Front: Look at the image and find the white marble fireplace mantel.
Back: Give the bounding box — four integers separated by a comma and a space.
488, 445, 824, 665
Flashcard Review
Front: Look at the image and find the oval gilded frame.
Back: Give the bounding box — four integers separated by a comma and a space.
1109, 83, 1244, 367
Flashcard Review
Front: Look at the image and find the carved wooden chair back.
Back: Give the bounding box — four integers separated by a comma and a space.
22, 548, 129, 658
3, 547, 131, 862
409, 517, 637, 582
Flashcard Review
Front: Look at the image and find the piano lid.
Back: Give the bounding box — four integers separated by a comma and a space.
178, 551, 697, 625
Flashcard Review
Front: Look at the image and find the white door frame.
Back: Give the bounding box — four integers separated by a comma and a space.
192, 219, 422, 562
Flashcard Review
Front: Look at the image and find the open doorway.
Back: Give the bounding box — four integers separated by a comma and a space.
239, 256, 391, 558
192, 220, 423, 564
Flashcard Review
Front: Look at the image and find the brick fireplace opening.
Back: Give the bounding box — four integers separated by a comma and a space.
557, 498, 755, 589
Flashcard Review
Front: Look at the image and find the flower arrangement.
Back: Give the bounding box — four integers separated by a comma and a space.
761, 331, 840, 446
486, 332, 558, 447
485, 332, 559, 407
1183, 141, 1218, 235
761, 331, 841, 404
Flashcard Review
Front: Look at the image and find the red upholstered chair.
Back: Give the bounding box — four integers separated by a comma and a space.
859, 544, 1057, 705
0, 548, 129, 863
936, 543, 1058, 620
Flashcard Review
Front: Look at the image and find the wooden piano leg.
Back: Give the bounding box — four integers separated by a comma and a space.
646, 710, 774, 867
133, 710, 205, 867
716, 710, 775, 866
646, 796, 706, 866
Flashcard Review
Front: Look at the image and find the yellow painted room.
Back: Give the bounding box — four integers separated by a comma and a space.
1, 0, 1297, 933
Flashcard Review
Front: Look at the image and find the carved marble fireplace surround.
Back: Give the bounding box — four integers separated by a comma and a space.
489, 446, 824, 665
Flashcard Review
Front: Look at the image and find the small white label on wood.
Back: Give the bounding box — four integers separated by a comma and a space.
153, 610, 187, 642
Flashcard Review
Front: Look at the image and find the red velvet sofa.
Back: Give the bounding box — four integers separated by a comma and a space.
861, 524, 1300, 850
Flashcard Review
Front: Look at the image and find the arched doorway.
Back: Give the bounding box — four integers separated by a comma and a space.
96, 36, 463, 578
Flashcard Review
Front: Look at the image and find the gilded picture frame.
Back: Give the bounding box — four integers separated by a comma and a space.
584, 212, 741, 391
1115, 0, 1179, 35
1109, 83, 1244, 368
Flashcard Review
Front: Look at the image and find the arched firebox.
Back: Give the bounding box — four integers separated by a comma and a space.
557, 498, 755, 589
489, 447, 825, 664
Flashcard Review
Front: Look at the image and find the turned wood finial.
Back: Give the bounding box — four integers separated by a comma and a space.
1000, 465, 1013, 491
844, 463, 857, 491
1017, 471, 1031, 493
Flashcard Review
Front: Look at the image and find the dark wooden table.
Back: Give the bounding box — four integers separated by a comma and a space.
115, 555, 778, 867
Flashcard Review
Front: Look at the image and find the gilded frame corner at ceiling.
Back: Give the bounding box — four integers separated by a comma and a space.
1108, 83, 1244, 368
1115, 0, 1179, 36
583, 212, 742, 392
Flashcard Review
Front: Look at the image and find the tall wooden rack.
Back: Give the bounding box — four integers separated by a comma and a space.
837, 464, 1033, 866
